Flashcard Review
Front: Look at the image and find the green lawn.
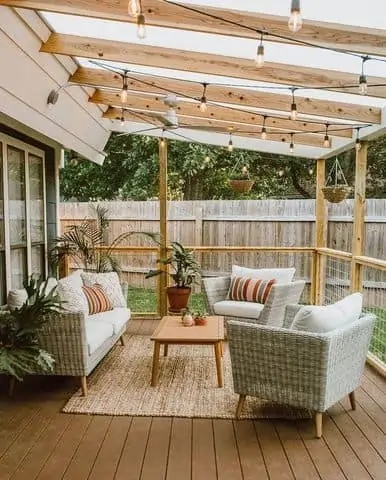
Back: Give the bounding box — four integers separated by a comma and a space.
127, 287, 385, 363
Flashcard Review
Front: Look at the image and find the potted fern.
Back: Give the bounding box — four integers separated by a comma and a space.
0, 276, 63, 395
145, 242, 201, 312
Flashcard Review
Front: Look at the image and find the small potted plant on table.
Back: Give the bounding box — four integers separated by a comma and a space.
146, 242, 201, 313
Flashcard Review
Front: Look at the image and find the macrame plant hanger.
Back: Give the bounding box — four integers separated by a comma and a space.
322, 157, 351, 203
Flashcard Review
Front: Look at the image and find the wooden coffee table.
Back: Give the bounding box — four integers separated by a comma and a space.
150, 315, 225, 387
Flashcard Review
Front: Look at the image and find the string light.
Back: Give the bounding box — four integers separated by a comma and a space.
289, 133, 295, 152
128, 0, 141, 17
137, 14, 146, 39
309, 168, 314, 175
290, 88, 298, 121
120, 108, 125, 126
200, 83, 208, 112
255, 33, 265, 67
359, 56, 369, 95
204, 155, 211, 163
288, 0, 303, 33
323, 123, 331, 148
120, 75, 128, 103
278, 169, 285, 177
355, 128, 361, 151
228, 133, 234, 152
261, 115, 268, 140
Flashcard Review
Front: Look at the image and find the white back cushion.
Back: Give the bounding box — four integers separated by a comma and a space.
291, 293, 363, 333
81, 271, 126, 308
7, 277, 58, 311
232, 265, 295, 284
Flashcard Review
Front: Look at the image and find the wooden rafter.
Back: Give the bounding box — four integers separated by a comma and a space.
93, 89, 353, 138
104, 107, 334, 148
3, 0, 386, 56
41, 34, 386, 99
72, 68, 380, 125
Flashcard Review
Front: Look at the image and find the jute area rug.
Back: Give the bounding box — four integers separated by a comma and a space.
63, 335, 310, 419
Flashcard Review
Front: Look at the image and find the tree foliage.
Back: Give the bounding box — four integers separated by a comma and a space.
60, 133, 386, 201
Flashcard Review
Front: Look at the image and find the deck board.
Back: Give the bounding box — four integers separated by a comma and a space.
0, 319, 384, 480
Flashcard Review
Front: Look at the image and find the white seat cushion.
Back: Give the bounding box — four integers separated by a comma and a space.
232, 265, 295, 284
88, 307, 131, 334
291, 293, 363, 333
213, 300, 264, 319
85, 319, 114, 355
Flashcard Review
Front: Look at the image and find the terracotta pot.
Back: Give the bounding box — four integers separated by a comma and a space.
167, 286, 191, 313
194, 316, 208, 326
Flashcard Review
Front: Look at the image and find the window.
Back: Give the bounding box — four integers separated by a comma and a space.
0, 134, 47, 292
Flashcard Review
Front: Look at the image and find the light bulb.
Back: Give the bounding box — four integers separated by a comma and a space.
289, 142, 295, 153
290, 102, 297, 120
228, 139, 234, 152
204, 155, 210, 163
120, 86, 128, 103
355, 139, 361, 151
200, 96, 207, 113
359, 74, 368, 95
137, 14, 146, 39
261, 127, 267, 140
120, 117, 125, 127
323, 135, 331, 148
242, 166, 248, 175
160, 138, 165, 147
309, 168, 314, 175
128, 0, 141, 17
288, 0, 302, 33
256, 44, 264, 67
279, 169, 285, 177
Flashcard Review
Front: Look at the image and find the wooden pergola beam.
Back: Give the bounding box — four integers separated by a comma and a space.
3, 0, 386, 56
95, 90, 354, 139
105, 109, 334, 149
40, 34, 386, 99
71, 68, 380, 125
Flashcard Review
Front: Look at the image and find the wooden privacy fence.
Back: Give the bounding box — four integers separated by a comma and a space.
60, 199, 386, 286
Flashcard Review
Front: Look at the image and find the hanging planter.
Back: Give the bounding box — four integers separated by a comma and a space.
322, 158, 351, 203
229, 165, 254, 193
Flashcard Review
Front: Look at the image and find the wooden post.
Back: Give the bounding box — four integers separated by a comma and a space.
194, 206, 203, 292
158, 138, 168, 317
351, 142, 368, 292
314, 158, 327, 305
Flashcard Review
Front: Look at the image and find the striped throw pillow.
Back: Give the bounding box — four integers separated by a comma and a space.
82, 283, 113, 315
228, 276, 276, 304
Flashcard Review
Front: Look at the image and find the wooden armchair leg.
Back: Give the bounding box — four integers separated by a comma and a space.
315, 412, 323, 438
236, 394, 246, 419
80, 376, 88, 396
349, 391, 356, 410
120, 335, 126, 346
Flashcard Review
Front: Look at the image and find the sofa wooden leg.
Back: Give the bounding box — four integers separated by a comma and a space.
349, 391, 356, 410
8, 377, 16, 397
120, 335, 126, 346
80, 376, 88, 396
236, 394, 246, 419
315, 412, 323, 438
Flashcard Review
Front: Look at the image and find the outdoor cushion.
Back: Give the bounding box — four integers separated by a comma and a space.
88, 307, 131, 334
85, 319, 114, 355
57, 270, 89, 315
82, 283, 113, 315
81, 272, 126, 308
231, 265, 296, 284
291, 293, 363, 333
228, 276, 276, 303
7, 277, 58, 311
213, 300, 264, 319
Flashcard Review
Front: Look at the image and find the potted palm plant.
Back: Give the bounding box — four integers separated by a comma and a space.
145, 242, 201, 313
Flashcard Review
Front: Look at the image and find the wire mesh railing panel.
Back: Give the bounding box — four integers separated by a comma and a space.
362, 266, 386, 365
321, 256, 352, 305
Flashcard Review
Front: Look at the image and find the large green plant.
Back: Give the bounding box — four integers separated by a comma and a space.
51, 205, 155, 273
0, 277, 63, 381
146, 242, 201, 288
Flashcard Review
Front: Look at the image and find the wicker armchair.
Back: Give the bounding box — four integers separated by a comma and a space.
227, 306, 376, 438
202, 276, 305, 327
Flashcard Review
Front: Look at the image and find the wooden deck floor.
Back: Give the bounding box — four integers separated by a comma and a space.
0, 319, 385, 480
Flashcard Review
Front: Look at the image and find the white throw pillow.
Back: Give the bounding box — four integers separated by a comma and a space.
57, 270, 88, 315
231, 265, 296, 284
291, 293, 363, 333
7, 277, 58, 311
81, 271, 126, 308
